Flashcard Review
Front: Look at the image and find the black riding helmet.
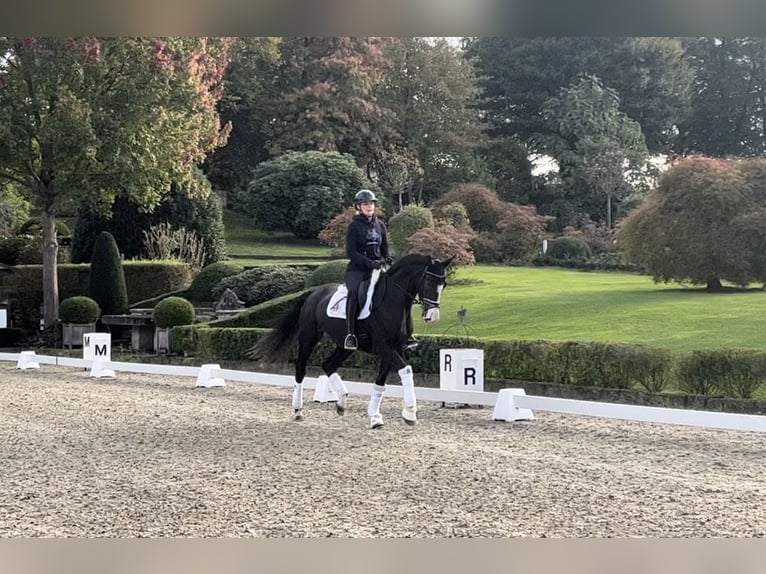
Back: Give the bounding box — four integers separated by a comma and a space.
354, 189, 377, 205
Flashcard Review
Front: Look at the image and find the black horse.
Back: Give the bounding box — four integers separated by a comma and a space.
250, 254, 454, 428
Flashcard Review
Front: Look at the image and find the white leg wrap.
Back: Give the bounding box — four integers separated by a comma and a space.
399, 365, 416, 409
367, 384, 385, 417
399, 365, 417, 423
292, 383, 303, 411
328, 372, 348, 397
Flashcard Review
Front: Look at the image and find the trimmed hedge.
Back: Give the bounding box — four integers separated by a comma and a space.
675, 350, 766, 399
168, 300, 766, 401
206, 289, 312, 329
9, 261, 192, 329
305, 259, 348, 287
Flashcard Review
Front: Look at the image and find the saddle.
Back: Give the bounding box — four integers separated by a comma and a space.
326, 268, 382, 320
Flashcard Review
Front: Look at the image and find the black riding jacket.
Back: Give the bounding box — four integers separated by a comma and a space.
345, 214, 389, 272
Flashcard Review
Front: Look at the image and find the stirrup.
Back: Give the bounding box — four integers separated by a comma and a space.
405, 338, 418, 350
344, 334, 358, 350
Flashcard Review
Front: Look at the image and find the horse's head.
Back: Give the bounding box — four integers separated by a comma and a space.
386, 254, 455, 323
418, 255, 454, 324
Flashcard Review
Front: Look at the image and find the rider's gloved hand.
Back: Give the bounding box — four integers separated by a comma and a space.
384, 256, 393, 266
370, 259, 382, 270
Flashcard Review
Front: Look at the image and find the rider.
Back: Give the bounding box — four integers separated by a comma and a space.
344, 189, 391, 350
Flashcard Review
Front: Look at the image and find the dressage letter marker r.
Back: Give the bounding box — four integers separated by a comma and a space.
463, 367, 476, 386
439, 349, 484, 393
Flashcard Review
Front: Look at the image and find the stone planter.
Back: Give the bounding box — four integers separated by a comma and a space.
154, 327, 171, 354
62, 323, 97, 349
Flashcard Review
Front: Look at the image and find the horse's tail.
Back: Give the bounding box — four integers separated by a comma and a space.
248, 289, 313, 362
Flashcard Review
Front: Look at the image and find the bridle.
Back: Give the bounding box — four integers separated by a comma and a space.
388, 263, 445, 311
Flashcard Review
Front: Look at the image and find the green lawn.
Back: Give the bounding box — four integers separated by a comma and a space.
221, 215, 766, 354
419, 265, 766, 354
224, 210, 332, 258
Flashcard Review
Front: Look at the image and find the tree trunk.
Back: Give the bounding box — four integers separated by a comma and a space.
606, 194, 612, 229
706, 278, 722, 291
41, 205, 59, 328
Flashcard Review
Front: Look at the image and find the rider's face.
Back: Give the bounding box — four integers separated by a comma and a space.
358, 201, 375, 217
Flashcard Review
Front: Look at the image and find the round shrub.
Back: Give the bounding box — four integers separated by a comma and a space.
59, 296, 101, 324
438, 202, 470, 228
305, 259, 349, 287
153, 296, 196, 329
388, 204, 434, 255
186, 261, 245, 303
546, 236, 593, 262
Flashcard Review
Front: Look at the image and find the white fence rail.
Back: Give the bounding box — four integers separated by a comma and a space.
2, 351, 765, 433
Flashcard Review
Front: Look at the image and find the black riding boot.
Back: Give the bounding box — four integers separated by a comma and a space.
344, 293, 358, 350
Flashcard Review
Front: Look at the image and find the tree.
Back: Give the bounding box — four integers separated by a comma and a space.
375, 38, 488, 203
70, 168, 227, 266
0, 37, 232, 326
676, 37, 766, 157
203, 37, 282, 193
270, 37, 394, 168
541, 74, 653, 228
245, 151, 372, 239
465, 37, 692, 154
617, 156, 753, 289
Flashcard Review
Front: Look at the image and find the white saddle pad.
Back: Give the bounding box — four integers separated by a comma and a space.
326, 268, 381, 320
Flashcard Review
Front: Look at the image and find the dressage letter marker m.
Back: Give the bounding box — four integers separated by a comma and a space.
439, 349, 484, 392
83, 332, 112, 362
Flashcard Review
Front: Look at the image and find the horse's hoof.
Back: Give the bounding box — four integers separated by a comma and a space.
293, 409, 304, 422
335, 394, 348, 416
401, 406, 417, 426
369, 414, 384, 429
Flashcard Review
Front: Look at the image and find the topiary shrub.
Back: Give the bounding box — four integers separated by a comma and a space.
305, 259, 349, 287
153, 296, 196, 329
89, 231, 129, 315
388, 204, 434, 255
438, 202, 471, 228
186, 261, 245, 303
213, 266, 311, 307
546, 236, 593, 262
59, 296, 101, 324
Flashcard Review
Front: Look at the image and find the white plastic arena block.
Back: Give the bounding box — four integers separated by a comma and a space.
313, 375, 338, 403
492, 388, 535, 422
89, 359, 115, 379
195, 364, 226, 388
16, 350, 40, 370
